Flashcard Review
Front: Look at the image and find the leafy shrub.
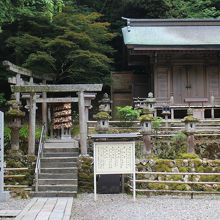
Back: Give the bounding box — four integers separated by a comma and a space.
116, 106, 140, 121
4, 126, 11, 150
152, 117, 163, 131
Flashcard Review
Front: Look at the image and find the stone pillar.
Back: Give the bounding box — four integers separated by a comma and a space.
78, 91, 87, 155
0, 111, 10, 201
15, 73, 21, 102
28, 93, 37, 155
42, 80, 47, 132
187, 134, 195, 154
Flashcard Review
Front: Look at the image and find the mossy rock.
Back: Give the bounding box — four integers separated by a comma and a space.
191, 159, 202, 166
148, 183, 168, 190
175, 159, 183, 167
155, 163, 172, 172
166, 175, 182, 181
200, 175, 216, 182
175, 184, 191, 191
155, 159, 174, 168
178, 153, 199, 159
178, 167, 189, 172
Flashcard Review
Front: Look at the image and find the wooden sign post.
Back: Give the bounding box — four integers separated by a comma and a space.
93, 141, 136, 201
0, 111, 9, 201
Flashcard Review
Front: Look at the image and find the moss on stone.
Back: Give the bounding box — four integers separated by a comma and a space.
178, 153, 199, 159
155, 163, 172, 172
148, 183, 168, 190
94, 111, 111, 120
178, 167, 189, 172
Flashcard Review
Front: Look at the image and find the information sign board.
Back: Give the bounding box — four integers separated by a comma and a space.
0, 111, 9, 201
94, 142, 135, 174
93, 141, 136, 201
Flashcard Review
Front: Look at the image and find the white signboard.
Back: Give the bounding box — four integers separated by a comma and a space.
94, 142, 135, 174
0, 111, 9, 201
93, 141, 136, 201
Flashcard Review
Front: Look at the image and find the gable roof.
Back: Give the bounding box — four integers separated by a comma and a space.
122, 18, 220, 48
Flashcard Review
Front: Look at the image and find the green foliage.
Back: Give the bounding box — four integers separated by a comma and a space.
1, 5, 114, 84
152, 117, 163, 131
171, 131, 187, 146
4, 126, 11, 150
0, 93, 6, 107
116, 106, 140, 121
165, 0, 220, 18
19, 125, 41, 142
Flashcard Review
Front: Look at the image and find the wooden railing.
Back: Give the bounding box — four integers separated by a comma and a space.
35, 124, 46, 192
129, 171, 220, 199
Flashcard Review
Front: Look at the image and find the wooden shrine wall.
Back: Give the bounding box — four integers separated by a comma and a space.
154, 53, 220, 104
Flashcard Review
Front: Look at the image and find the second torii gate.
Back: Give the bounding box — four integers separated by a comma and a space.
11, 84, 103, 155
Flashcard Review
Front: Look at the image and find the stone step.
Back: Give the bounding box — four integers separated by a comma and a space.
38, 179, 77, 185
40, 167, 77, 174
41, 162, 77, 168
43, 152, 78, 157
43, 147, 78, 153
38, 173, 77, 179
38, 184, 77, 191
31, 191, 77, 197
41, 157, 78, 163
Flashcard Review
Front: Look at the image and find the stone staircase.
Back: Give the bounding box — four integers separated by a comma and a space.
33, 139, 79, 197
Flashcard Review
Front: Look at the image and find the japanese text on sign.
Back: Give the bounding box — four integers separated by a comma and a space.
94, 142, 135, 174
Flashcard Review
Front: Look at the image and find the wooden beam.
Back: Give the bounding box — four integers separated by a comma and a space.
11, 84, 103, 93
3, 60, 53, 81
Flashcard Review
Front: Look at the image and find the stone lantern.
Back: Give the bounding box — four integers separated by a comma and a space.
138, 108, 154, 155
94, 93, 112, 132
162, 104, 171, 130
182, 108, 198, 133
139, 109, 154, 134
6, 99, 25, 150
182, 108, 199, 153
144, 92, 156, 114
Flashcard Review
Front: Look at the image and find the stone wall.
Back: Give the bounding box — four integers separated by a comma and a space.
136, 158, 220, 192
78, 156, 93, 192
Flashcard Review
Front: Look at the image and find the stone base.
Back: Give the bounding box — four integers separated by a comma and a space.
0, 191, 10, 202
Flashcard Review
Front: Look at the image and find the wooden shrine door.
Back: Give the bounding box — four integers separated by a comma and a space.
206, 66, 220, 98
173, 65, 205, 104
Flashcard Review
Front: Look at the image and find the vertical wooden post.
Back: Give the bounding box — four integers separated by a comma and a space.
42, 80, 47, 131
78, 91, 87, 155
28, 93, 37, 155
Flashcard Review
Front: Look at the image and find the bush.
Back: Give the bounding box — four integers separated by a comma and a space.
116, 106, 140, 121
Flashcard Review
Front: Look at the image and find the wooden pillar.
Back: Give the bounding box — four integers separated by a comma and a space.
42, 80, 47, 131
28, 93, 37, 155
78, 91, 87, 155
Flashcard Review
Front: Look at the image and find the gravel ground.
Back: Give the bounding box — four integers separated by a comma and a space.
0, 197, 30, 211
71, 194, 220, 220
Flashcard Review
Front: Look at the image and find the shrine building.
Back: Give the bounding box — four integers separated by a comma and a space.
112, 19, 220, 118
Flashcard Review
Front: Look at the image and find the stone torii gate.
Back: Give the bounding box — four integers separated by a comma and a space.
11, 84, 103, 155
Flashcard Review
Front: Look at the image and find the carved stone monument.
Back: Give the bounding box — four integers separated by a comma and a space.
0, 111, 10, 201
